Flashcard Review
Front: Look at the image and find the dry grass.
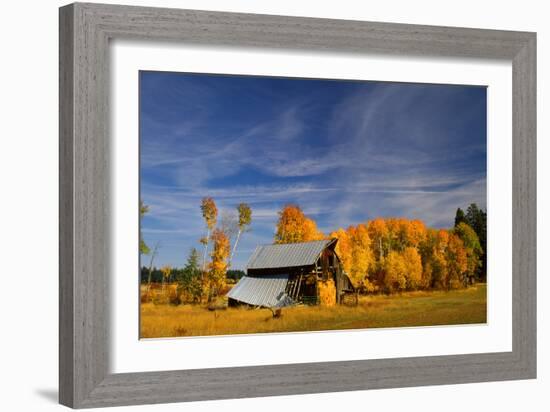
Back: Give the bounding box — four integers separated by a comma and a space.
140, 283, 487, 338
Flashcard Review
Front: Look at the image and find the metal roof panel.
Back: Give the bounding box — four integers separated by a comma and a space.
226, 274, 292, 307
246, 239, 333, 270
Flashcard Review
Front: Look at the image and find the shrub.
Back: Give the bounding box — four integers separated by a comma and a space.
318, 279, 336, 306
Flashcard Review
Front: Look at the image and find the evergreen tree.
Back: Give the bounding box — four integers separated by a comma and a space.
454, 207, 466, 227
184, 247, 200, 273
177, 248, 202, 302
464, 203, 487, 281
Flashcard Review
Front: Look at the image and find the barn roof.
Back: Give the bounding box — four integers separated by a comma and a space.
226, 274, 293, 308
246, 239, 336, 270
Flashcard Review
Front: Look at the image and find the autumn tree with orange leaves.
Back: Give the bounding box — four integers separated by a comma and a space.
419, 229, 449, 289
367, 218, 390, 259
330, 224, 375, 292
383, 250, 407, 292
274, 205, 324, 244
402, 247, 423, 290
205, 228, 230, 301
445, 233, 468, 289
200, 197, 218, 271
329, 215, 482, 294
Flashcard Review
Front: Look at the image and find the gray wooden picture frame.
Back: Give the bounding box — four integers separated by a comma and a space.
59, 2, 536, 409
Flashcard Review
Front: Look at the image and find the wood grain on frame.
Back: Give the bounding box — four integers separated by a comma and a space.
59, 2, 536, 408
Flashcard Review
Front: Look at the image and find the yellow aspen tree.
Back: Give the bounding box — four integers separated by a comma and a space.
160, 265, 172, 297
367, 218, 389, 260
419, 228, 438, 288
349, 224, 375, 291
303, 217, 325, 241
274, 205, 305, 244
383, 250, 407, 292
402, 247, 422, 290
229, 203, 252, 266
330, 228, 352, 274
274, 205, 324, 244
430, 229, 450, 289
446, 233, 468, 289
200, 197, 218, 271
385, 218, 403, 251
160, 265, 172, 284
207, 229, 230, 301
405, 219, 427, 248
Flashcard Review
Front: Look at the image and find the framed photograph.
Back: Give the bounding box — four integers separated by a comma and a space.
59, 2, 536, 408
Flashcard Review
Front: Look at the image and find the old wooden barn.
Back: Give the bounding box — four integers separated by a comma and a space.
227, 239, 355, 308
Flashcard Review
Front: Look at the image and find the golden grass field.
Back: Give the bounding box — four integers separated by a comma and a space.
140, 283, 487, 338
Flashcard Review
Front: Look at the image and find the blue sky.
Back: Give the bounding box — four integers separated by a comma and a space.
140, 71, 487, 270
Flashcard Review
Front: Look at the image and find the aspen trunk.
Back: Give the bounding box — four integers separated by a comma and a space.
229, 229, 242, 266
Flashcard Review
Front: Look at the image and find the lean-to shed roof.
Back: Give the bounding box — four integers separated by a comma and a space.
226, 274, 292, 308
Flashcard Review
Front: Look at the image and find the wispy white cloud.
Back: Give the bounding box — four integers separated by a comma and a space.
139, 74, 486, 269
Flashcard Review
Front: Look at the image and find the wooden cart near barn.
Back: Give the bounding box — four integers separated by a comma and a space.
227, 239, 356, 308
